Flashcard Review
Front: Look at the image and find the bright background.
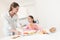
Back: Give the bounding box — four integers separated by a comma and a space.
0, 0, 60, 38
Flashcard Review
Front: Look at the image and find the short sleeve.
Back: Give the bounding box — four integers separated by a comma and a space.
35, 24, 43, 31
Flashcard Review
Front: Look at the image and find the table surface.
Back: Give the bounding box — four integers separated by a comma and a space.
0, 32, 60, 40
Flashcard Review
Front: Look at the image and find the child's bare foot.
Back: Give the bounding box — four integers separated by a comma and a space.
49, 27, 56, 33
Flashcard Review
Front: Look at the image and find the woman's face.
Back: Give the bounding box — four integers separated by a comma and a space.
28, 17, 33, 23
12, 6, 19, 14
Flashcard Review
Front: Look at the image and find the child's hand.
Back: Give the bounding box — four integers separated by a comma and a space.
39, 30, 48, 34
42, 30, 48, 34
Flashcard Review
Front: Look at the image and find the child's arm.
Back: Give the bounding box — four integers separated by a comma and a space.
36, 24, 48, 34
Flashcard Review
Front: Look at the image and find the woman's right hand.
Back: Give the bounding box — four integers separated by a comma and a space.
10, 29, 16, 32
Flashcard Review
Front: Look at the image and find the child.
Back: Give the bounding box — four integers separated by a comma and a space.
24, 15, 48, 34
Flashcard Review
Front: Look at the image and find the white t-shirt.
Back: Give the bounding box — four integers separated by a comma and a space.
3, 12, 20, 36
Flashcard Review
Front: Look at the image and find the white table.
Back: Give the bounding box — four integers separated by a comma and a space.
0, 32, 60, 40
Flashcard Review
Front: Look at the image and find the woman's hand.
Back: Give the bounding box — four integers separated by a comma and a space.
16, 31, 21, 35
10, 29, 21, 35
10, 29, 16, 32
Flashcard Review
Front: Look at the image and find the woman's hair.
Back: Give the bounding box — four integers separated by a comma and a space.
9, 2, 19, 12
29, 15, 36, 23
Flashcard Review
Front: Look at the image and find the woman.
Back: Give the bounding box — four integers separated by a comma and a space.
24, 15, 47, 34
3, 2, 20, 36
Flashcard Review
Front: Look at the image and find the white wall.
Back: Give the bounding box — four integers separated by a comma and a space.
0, 1, 7, 38
35, 0, 60, 31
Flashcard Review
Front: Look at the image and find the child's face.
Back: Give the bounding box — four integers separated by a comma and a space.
28, 17, 33, 23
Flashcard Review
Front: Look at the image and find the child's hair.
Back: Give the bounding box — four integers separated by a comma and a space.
29, 15, 36, 23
